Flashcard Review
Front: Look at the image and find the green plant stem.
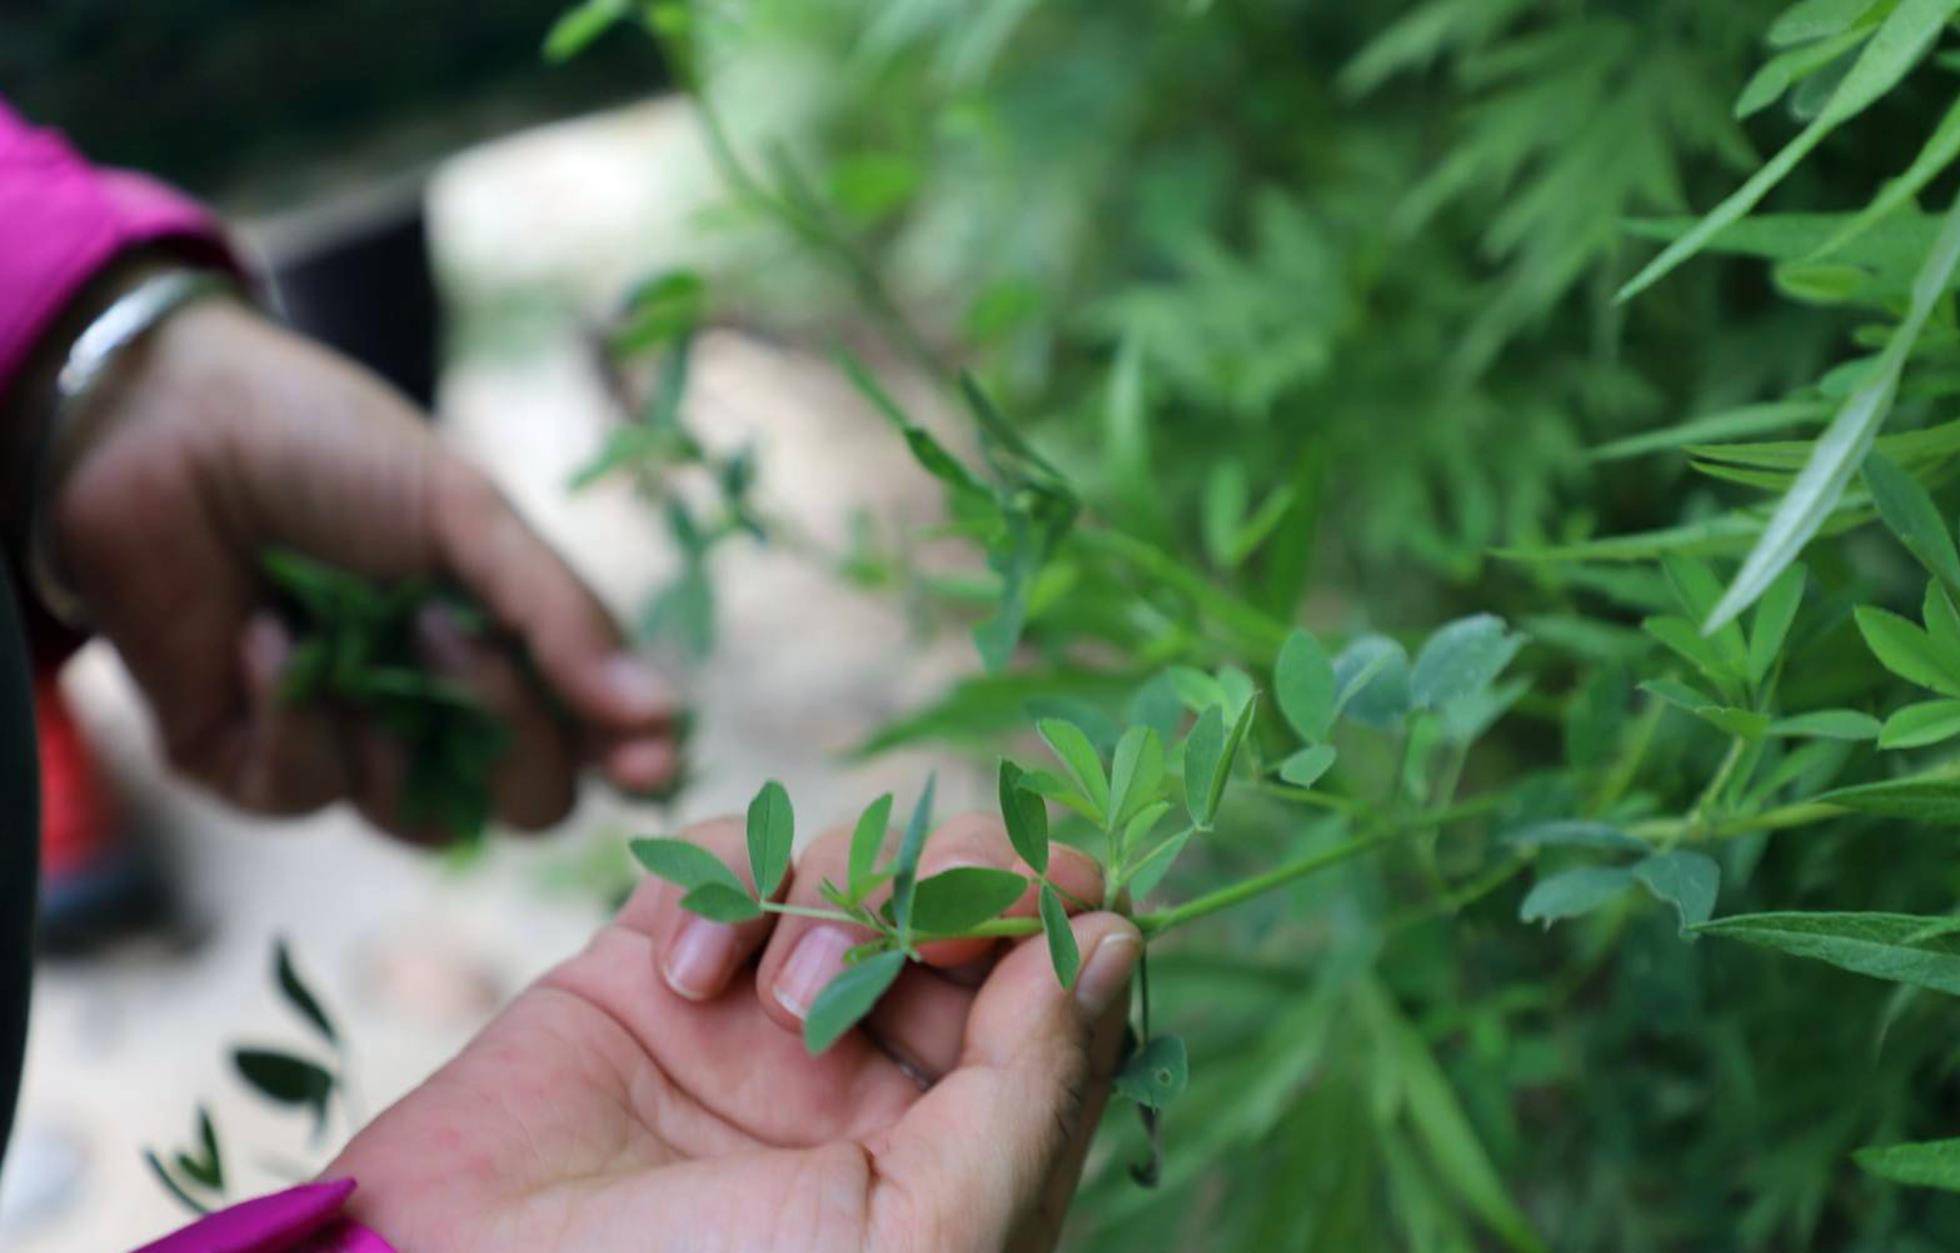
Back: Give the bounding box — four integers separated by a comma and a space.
1630, 798, 1843, 843
1135, 828, 1397, 936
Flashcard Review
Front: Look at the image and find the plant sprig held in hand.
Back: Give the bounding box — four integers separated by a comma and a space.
261, 548, 509, 844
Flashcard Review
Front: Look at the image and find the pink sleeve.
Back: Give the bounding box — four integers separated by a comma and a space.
0, 97, 236, 393
132, 1179, 396, 1253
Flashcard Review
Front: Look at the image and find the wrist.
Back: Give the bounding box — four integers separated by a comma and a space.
6, 256, 245, 624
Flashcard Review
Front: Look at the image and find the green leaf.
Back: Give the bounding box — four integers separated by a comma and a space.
1275, 628, 1337, 741
1700, 187, 1960, 630
1182, 705, 1226, 828
1632, 851, 1721, 935
1749, 564, 1807, 687
911, 867, 1027, 934
233, 1048, 334, 1132
746, 781, 794, 900
997, 762, 1048, 874
1368, 987, 1547, 1253
1645, 615, 1741, 693
1039, 884, 1078, 988
1817, 92, 1960, 257
1502, 821, 1647, 854
1519, 866, 1635, 927
1038, 718, 1110, 822
1820, 771, 1960, 822
1640, 680, 1772, 739
1278, 744, 1338, 789
680, 883, 765, 922
194, 1107, 223, 1192
1855, 1138, 1960, 1192
1880, 699, 1960, 748
1618, 0, 1959, 302
1926, 583, 1960, 653
1411, 616, 1521, 710
890, 775, 938, 937
1331, 635, 1411, 730
1115, 1034, 1188, 1110
1769, 0, 1881, 47
542, 0, 629, 62
1125, 827, 1193, 899
803, 951, 906, 1053
144, 1150, 211, 1216
1694, 911, 1960, 994
630, 838, 750, 897
1105, 725, 1164, 833
1662, 557, 1749, 676
1202, 694, 1259, 826
848, 793, 893, 898
273, 939, 337, 1047
1202, 461, 1248, 568
1769, 709, 1882, 739
1863, 449, 1960, 588
1856, 605, 1960, 695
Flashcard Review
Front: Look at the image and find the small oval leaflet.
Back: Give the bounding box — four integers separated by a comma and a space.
804, 950, 907, 1053
1115, 1035, 1189, 1110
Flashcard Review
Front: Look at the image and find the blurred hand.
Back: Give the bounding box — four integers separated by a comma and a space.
42, 290, 677, 838
325, 813, 1140, 1252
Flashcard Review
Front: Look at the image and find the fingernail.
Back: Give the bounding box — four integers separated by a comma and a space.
605, 653, 672, 720
663, 916, 741, 1002
1074, 930, 1141, 1016
774, 926, 856, 1020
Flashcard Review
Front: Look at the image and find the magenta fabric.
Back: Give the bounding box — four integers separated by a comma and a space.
132, 1179, 396, 1253
0, 97, 233, 392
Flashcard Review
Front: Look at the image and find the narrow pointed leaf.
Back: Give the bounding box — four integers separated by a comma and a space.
274, 940, 337, 1047
1855, 1138, 1960, 1191
997, 761, 1048, 874
1863, 449, 1960, 588
1182, 706, 1225, 828
1768, 709, 1881, 739
1039, 884, 1078, 988
1702, 189, 1960, 630
1694, 910, 1960, 994
1879, 699, 1960, 748
890, 775, 938, 937
848, 793, 894, 898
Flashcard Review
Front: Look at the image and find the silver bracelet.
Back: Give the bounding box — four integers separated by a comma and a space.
25, 268, 240, 627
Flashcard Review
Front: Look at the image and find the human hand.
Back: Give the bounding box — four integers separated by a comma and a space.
324, 812, 1141, 1251
36, 285, 677, 838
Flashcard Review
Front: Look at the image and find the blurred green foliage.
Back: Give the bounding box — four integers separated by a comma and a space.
561, 1, 1960, 1248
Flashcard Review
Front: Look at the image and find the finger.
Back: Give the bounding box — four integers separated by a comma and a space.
613, 816, 778, 1004
430, 459, 681, 778
229, 612, 346, 814
868, 913, 1141, 1251
414, 603, 574, 831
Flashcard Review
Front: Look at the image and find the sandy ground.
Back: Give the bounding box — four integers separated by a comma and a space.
0, 99, 990, 1250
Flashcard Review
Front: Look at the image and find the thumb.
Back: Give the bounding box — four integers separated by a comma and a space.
869, 912, 1141, 1253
